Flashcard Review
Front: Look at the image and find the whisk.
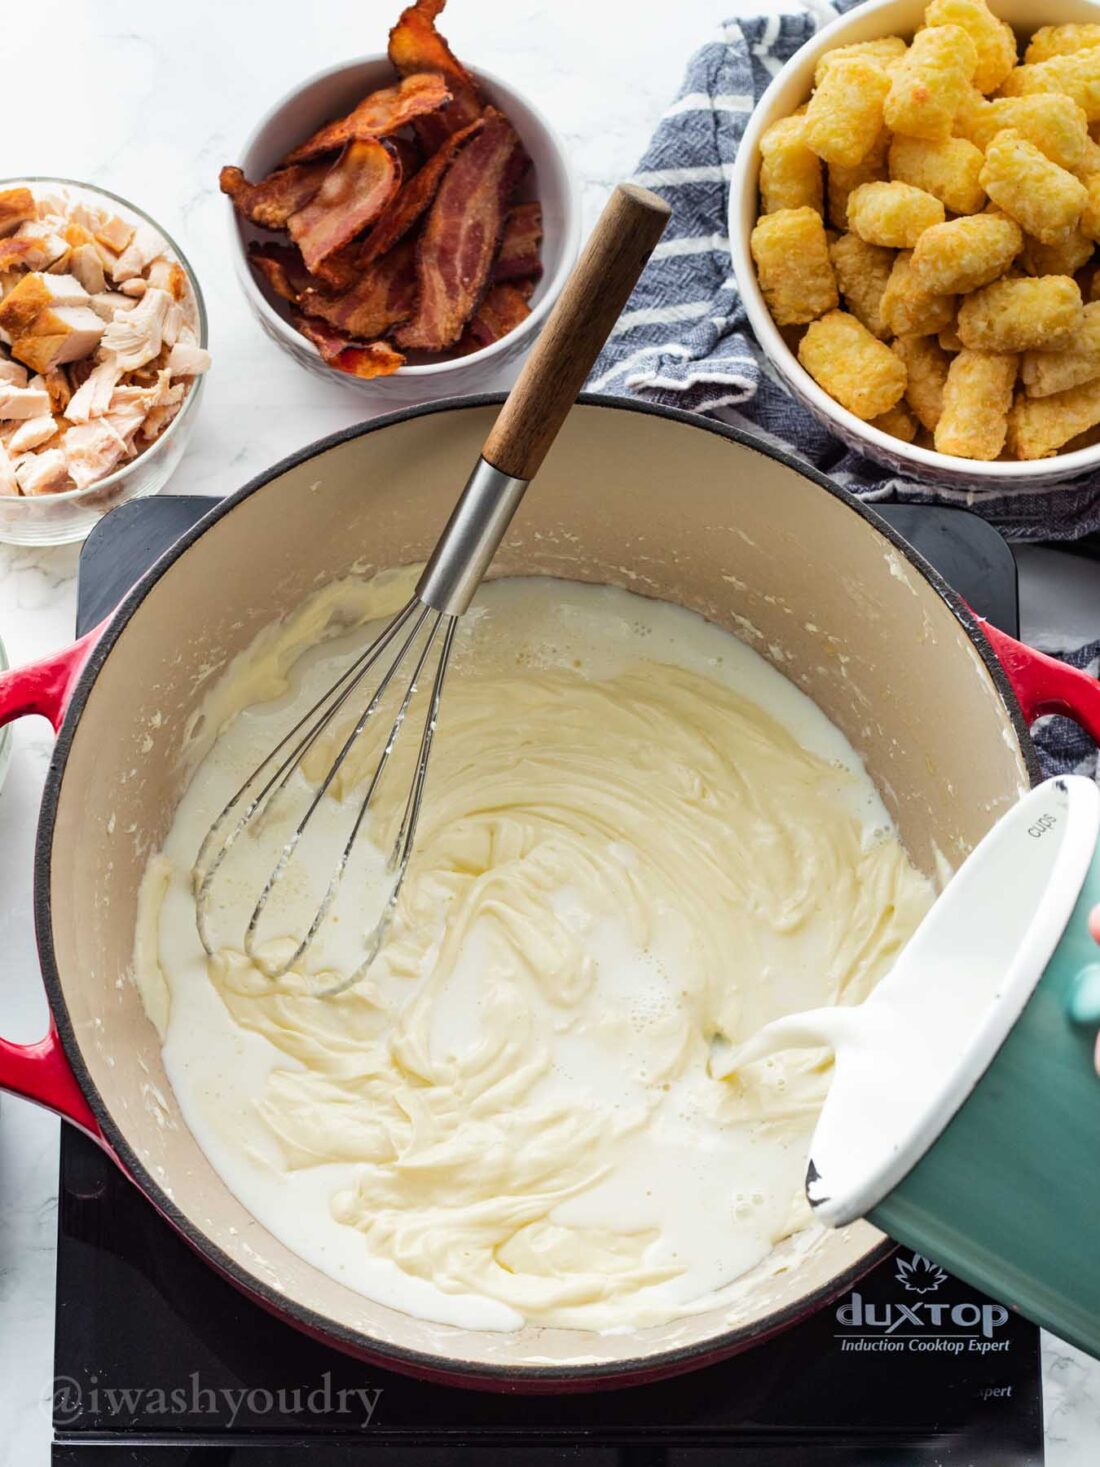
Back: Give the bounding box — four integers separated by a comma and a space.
193, 184, 670, 988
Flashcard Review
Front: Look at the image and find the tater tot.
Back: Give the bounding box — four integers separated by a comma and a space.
847, 180, 946, 246
1021, 300, 1100, 395
880, 251, 957, 336
760, 116, 824, 214
1021, 227, 1094, 277
957, 274, 1083, 351
871, 401, 919, 441
1000, 49, 1100, 123
909, 212, 1022, 293
804, 57, 892, 168
829, 232, 895, 339
934, 349, 1018, 458
1080, 173, 1100, 240
955, 94, 1089, 171
827, 129, 890, 230
1008, 376, 1100, 456
939, 319, 965, 351
750, 207, 838, 325
924, 0, 1017, 93
798, 310, 908, 418
814, 36, 908, 88
885, 25, 978, 141
1075, 135, 1100, 179
1025, 24, 1100, 66
979, 129, 1088, 244
888, 134, 985, 212
893, 334, 951, 429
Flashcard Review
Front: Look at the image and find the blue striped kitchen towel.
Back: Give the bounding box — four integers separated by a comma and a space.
587, 0, 1100, 545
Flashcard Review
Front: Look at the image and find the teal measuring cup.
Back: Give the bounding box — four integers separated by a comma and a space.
803, 775, 1100, 1357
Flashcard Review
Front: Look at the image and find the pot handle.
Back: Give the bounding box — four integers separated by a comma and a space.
0, 623, 109, 1139
0, 621, 105, 732
981, 620, 1100, 745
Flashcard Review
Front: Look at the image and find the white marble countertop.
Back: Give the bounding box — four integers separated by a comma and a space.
1, 1, 1099, 1461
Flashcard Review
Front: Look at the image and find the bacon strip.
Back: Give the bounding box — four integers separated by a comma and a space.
388, 0, 483, 151
284, 74, 452, 164
396, 108, 527, 351
337, 342, 406, 379
291, 311, 350, 361
219, 162, 330, 229
288, 140, 400, 274
360, 116, 484, 268
291, 311, 405, 379
298, 237, 418, 339
248, 242, 313, 303
459, 281, 534, 352
492, 202, 543, 283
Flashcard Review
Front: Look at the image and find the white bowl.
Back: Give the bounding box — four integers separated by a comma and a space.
230, 56, 580, 406
0, 178, 207, 546
729, 0, 1100, 489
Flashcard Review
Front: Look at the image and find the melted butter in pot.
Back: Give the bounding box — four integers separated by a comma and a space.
134, 575, 933, 1332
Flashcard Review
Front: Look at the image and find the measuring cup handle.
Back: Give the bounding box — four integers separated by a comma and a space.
0, 622, 109, 1138
981, 620, 1100, 746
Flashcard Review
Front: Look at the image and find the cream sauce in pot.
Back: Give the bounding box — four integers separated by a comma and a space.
133, 574, 933, 1332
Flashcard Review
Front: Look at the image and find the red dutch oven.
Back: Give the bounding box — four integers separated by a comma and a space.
1, 396, 1097, 1390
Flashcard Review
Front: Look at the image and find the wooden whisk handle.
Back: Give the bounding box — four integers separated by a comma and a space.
481, 182, 671, 482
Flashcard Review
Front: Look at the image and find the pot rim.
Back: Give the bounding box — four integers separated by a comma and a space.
31, 392, 1040, 1386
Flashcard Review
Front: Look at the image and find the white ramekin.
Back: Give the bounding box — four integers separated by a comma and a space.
229, 56, 580, 406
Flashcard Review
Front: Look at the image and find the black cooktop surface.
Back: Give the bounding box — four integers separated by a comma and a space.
53, 496, 1040, 1464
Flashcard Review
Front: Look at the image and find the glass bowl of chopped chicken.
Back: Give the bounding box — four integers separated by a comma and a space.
0, 179, 210, 546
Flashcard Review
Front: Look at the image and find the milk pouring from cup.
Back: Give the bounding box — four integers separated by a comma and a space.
718, 776, 1100, 1358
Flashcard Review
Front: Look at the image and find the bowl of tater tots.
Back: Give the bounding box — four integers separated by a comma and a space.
729, 0, 1100, 483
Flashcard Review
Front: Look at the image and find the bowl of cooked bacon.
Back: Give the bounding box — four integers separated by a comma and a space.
221, 0, 578, 398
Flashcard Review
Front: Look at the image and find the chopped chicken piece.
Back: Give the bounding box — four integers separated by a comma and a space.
65, 358, 122, 422
15, 447, 68, 494
109, 370, 172, 412
166, 341, 211, 377
7, 413, 58, 453
0, 189, 37, 237
119, 278, 147, 298
145, 259, 187, 300
0, 272, 105, 372
44, 366, 72, 412
89, 291, 136, 321
0, 272, 92, 335
113, 225, 165, 283
35, 193, 67, 220
9, 309, 105, 373
140, 383, 186, 440
100, 287, 172, 370
0, 440, 17, 494
0, 382, 52, 419
95, 215, 134, 254
67, 244, 106, 296
61, 424, 121, 487
0, 357, 28, 387
0, 236, 56, 273
12, 222, 68, 268
93, 240, 121, 278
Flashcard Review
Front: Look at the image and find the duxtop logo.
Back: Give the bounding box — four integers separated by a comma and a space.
895, 1252, 948, 1295
835, 1252, 1010, 1355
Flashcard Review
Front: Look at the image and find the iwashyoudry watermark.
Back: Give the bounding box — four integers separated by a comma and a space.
44, 1371, 382, 1428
